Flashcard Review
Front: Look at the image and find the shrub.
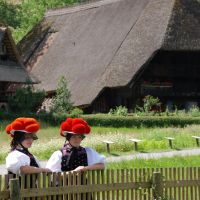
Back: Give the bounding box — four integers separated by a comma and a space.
83, 114, 200, 128
188, 105, 200, 117
70, 107, 84, 117
143, 95, 161, 113
135, 95, 161, 116
8, 85, 45, 113
2, 112, 200, 128
108, 106, 128, 116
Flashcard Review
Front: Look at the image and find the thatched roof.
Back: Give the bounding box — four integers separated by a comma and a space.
0, 26, 37, 83
18, 0, 200, 106
0, 64, 36, 83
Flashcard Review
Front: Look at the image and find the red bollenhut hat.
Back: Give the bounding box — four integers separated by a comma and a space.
60, 118, 91, 137
5, 118, 40, 139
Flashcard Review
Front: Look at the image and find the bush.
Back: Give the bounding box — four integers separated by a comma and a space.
70, 107, 83, 117
8, 85, 46, 113
188, 105, 200, 117
83, 114, 200, 128
135, 95, 161, 115
108, 106, 128, 116
2, 112, 200, 128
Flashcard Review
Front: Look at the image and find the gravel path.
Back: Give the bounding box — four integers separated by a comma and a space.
0, 148, 200, 174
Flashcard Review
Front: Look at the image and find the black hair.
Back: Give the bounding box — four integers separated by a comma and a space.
66, 133, 73, 141
10, 131, 26, 151
65, 133, 85, 141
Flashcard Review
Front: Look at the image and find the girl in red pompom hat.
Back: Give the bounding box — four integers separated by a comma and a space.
5, 118, 51, 175
46, 118, 105, 173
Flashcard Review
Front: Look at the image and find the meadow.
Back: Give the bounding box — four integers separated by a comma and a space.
107, 155, 200, 169
0, 122, 200, 164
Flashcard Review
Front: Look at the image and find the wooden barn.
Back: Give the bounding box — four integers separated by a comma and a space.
18, 0, 200, 113
0, 23, 36, 110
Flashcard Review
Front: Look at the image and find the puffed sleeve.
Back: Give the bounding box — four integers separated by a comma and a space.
85, 147, 106, 166
6, 151, 30, 175
46, 151, 62, 172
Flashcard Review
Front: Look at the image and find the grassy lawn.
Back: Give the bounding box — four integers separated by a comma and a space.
0, 123, 200, 164
107, 155, 200, 169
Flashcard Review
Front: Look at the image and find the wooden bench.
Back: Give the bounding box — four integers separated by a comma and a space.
102, 140, 114, 153
129, 138, 142, 151
164, 137, 175, 149
192, 136, 200, 147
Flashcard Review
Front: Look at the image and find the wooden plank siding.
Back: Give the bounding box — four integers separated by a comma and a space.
0, 167, 199, 200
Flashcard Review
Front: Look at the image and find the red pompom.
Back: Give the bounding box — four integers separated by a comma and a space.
61, 121, 72, 132
15, 118, 26, 125
85, 125, 91, 134
65, 118, 73, 126
60, 128, 64, 136
25, 123, 40, 133
72, 124, 86, 134
5, 117, 40, 138
11, 121, 24, 131
24, 118, 37, 127
5, 124, 12, 134
59, 118, 91, 137
72, 118, 87, 126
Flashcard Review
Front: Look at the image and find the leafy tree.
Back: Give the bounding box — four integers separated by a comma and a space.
8, 85, 46, 113
51, 76, 73, 113
0, 0, 78, 43
0, 1, 20, 28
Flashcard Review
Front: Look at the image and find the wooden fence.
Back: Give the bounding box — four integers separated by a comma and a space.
0, 167, 199, 200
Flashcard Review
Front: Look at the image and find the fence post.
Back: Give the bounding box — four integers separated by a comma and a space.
152, 172, 163, 200
9, 178, 21, 200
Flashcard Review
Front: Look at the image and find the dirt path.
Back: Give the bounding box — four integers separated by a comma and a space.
0, 148, 200, 174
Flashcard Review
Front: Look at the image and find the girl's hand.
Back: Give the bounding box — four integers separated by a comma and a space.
42, 168, 52, 173
73, 166, 85, 172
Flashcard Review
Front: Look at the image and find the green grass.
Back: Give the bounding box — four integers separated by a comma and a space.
107, 155, 200, 169
0, 124, 200, 164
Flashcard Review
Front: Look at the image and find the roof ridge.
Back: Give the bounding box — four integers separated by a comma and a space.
45, 0, 122, 17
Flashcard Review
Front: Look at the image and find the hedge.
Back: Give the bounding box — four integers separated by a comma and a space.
1, 112, 200, 128
0, 112, 71, 126
82, 115, 200, 128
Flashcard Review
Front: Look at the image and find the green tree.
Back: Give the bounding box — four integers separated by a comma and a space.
51, 76, 73, 113
8, 85, 46, 113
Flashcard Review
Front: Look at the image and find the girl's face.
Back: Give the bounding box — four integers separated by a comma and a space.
21, 135, 34, 148
69, 135, 83, 147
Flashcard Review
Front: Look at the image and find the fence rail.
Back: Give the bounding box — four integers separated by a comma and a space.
0, 167, 199, 200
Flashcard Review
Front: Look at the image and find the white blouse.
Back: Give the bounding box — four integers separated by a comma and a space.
6, 150, 41, 175
46, 147, 106, 172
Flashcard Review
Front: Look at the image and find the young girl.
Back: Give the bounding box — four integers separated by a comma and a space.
46, 118, 105, 172
5, 117, 51, 175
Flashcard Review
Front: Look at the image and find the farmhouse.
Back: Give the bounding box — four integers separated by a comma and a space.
0, 23, 36, 110
18, 0, 200, 113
